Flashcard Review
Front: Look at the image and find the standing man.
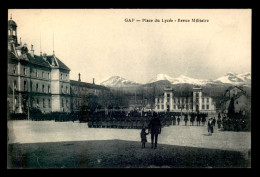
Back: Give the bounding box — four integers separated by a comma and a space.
177, 116, 181, 125
217, 117, 222, 129
184, 114, 188, 126
148, 112, 162, 149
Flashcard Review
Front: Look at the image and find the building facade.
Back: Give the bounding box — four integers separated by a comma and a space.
154, 86, 216, 114
221, 86, 251, 114
7, 18, 107, 114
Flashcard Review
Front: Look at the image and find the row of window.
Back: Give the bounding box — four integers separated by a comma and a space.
34, 83, 51, 93
157, 97, 210, 103
157, 98, 192, 103
202, 98, 210, 103
11, 66, 70, 82
13, 81, 71, 94
12, 66, 51, 80
13, 97, 70, 109
61, 85, 69, 94
61, 99, 69, 108
60, 73, 68, 80
33, 98, 51, 108
156, 104, 210, 110
202, 105, 210, 110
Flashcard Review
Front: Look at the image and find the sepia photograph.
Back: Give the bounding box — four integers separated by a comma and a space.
7, 9, 251, 168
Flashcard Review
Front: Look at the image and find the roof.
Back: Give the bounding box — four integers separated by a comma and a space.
28, 54, 51, 68
8, 19, 17, 27
70, 80, 109, 90
55, 57, 70, 71
8, 50, 18, 61
8, 49, 70, 71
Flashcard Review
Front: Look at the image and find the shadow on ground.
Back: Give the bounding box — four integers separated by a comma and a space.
7, 140, 250, 168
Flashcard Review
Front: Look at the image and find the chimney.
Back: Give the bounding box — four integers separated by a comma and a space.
42, 53, 47, 60
78, 73, 81, 82
30, 44, 34, 57
93, 78, 95, 85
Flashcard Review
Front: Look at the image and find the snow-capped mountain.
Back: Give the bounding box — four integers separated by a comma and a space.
214, 72, 251, 85
100, 76, 140, 87
148, 74, 209, 85
148, 72, 251, 86
101, 72, 251, 88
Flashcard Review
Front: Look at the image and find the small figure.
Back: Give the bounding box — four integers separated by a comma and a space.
184, 114, 188, 126
217, 117, 222, 129
208, 118, 214, 135
140, 128, 149, 148
177, 116, 181, 125
213, 117, 216, 126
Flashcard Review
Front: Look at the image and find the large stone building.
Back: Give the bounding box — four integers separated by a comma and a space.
154, 86, 216, 114
7, 17, 108, 114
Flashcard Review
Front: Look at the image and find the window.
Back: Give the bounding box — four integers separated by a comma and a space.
190, 105, 193, 109
207, 98, 209, 103
61, 74, 63, 80
196, 93, 199, 97
62, 99, 64, 107
174, 105, 176, 109
37, 99, 39, 105
66, 86, 68, 94
43, 99, 45, 108
42, 85, 45, 93
167, 93, 170, 98
42, 72, 44, 78
14, 80, 17, 90
161, 105, 164, 110
13, 66, 16, 74
174, 98, 176, 103
24, 68, 26, 75
206, 105, 209, 109
48, 73, 50, 79
24, 81, 27, 91
236, 101, 239, 105
167, 98, 170, 103
48, 99, 51, 108
202, 98, 204, 102
61, 85, 63, 93
48, 85, 50, 93
36, 83, 38, 92
202, 105, 205, 109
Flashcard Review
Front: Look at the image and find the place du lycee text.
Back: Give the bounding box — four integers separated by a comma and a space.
124, 18, 209, 23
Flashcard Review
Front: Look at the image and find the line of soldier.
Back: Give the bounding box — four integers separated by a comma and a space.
209, 112, 249, 131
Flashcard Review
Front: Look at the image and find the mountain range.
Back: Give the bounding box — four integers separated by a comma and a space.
100, 72, 251, 88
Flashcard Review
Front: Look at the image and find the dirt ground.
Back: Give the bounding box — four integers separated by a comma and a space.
7, 120, 251, 168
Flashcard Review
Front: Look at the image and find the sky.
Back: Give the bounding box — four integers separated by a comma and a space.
8, 9, 251, 84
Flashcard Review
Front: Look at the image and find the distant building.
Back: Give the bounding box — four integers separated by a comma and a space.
7, 17, 108, 114
70, 74, 109, 112
154, 86, 216, 113
221, 86, 251, 114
